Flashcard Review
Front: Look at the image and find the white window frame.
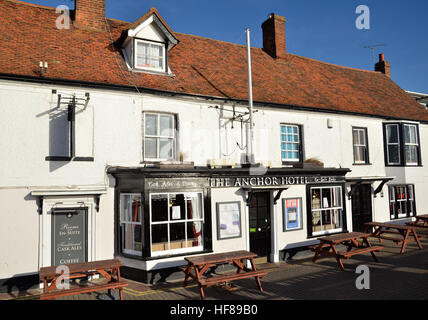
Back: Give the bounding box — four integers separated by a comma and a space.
389, 185, 416, 219
396, 186, 408, 219
385, 124, 401, 165
310, 186, 344, 236
119, 193, 143, 256
389, 188, 396, 220
134, 39, 166, 72
403, 124, 419, 165
143, 112, 176, 161
280, 124, 301, 162
149, 192, 204, 257
352, 127, 368, 164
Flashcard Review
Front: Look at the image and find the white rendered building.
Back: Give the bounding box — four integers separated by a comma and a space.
0, 0, 427, 287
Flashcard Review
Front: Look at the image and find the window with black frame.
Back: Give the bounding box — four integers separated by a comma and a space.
150, 192, 204, 256
389, 185, 416, 220
310, 186, 344, 236
384, 123, 421, 166
120, 194, 142, 256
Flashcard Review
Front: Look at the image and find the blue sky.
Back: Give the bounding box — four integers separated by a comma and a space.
31, 0, 427, 92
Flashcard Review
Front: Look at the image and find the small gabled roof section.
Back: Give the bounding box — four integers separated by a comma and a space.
119, 7, 178, 50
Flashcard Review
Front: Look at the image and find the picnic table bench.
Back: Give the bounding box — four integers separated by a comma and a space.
310, 232, 383, 271
365, 222, 423, 255
182, 250, 267, 300
39, 259, 128, 300
406, 214, 428, 229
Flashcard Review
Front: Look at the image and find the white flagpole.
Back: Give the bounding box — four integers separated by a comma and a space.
246, 28, 254, 164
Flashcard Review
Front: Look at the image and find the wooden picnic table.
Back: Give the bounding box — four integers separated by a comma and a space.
365, 222, 423, 255
182, 250, 267, 300
406, 214, 428, 229
310, 232, 383, 271
39, 259, 128, 300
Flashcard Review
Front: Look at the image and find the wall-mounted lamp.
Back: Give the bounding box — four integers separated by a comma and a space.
39, 61, 48, 76
327, 119, 333, 129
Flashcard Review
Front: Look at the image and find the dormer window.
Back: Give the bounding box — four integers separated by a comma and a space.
135, 39, 166, 72
119, 8, 178, 75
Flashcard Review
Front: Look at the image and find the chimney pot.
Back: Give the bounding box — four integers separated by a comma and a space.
261, 13, 287, 59
375, 53, 391, 78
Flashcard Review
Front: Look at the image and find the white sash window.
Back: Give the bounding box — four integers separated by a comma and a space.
135, 40, 165, 72
143, 113, 176, 161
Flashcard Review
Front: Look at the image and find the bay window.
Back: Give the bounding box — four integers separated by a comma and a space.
384, 123, 421, 166
385, 124, 400, 165
403, 124, 419, 165
150, 192, 204, 256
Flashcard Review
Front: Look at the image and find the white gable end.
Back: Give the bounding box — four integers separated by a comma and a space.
135, 21, 166, 42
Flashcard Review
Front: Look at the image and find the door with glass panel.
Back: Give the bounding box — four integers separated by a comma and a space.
249, 192, 271, 258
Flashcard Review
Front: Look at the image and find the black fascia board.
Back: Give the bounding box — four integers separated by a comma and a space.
107, 166, 351, 177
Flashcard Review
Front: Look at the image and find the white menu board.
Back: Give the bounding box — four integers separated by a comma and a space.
217, 202, 241, 239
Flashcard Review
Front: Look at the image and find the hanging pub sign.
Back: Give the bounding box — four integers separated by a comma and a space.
209, 175, 345, 188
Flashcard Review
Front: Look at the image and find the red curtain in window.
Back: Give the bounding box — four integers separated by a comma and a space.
187, 200, 201, 246
132, 200, 139, 222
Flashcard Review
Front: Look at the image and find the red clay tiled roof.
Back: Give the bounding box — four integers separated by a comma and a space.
1, 0, 427, 122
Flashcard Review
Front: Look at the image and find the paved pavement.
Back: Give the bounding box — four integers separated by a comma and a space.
2, 231, 428, 301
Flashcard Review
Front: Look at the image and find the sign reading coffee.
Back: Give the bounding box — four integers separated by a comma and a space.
52, 209, 87, 266
210, 176, 345, 188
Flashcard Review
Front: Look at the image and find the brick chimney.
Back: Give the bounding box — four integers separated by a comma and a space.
261, 13, 286, 59
375, 53, 391, 78
74, 0, 106, 30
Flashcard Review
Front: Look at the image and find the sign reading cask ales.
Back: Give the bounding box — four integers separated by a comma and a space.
52, 209, 88, 266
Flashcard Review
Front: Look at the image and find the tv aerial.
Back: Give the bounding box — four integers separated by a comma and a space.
363, 44, 386, 64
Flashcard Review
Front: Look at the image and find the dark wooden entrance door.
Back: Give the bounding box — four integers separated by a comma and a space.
351, 184, 373, 232
249, 192, 271, 257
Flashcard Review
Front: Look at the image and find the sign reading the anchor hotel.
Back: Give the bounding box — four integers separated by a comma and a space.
210, 176, 345, 188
